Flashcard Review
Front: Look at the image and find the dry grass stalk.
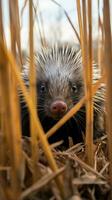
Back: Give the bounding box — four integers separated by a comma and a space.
38, 2, 47, 47
9, 0, 23, 170
33, 2, 47, 47
14, 0, 23, 67
81, 0, 93, 165
33, 3, 47, 47
55, 151, 105, 180
20, 167, 65, 200
9, 0, 22, 67
29, 0, 39, 182
97, 1, 105, 75
0, 41, 65, 198
0, 1, 23, 198
21, 0, 28, 17
0, 61, 9, 199
0, 6, 8, 192
76, 0, 84, 47
51, 0, 80, 43
0, 50, 21, 199
76, 0, 94, 166
0, 0, 5, 42
0, 0, 6, 168
85, 0, 94, 166
103, 0, 112, 189
20, 0, 28, 30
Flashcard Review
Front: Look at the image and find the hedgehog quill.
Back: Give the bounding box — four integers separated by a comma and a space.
20, 45, 105, 149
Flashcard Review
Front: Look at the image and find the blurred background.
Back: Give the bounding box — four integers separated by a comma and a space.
2, 0, 112, 59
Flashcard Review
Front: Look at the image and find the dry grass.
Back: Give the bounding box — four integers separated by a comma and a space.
0, 0, 112, 199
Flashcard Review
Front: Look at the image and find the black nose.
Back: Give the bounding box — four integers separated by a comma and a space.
50, 100, 67, 115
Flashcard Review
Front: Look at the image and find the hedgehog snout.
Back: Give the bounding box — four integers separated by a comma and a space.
50, 100, 67, 117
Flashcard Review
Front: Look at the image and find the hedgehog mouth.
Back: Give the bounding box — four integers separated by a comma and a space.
50, 112, 67, 120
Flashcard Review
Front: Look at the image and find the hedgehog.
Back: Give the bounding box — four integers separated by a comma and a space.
20, 44, 105, 149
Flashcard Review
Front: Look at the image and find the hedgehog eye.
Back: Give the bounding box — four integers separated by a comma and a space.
71, 85, 77, 93
40, 85, 46, 93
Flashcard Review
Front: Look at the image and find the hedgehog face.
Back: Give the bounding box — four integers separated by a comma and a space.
37, 60, 85, 120
35, 45, 85, 120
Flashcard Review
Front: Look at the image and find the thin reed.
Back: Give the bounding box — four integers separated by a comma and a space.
103, 0, 112, 191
